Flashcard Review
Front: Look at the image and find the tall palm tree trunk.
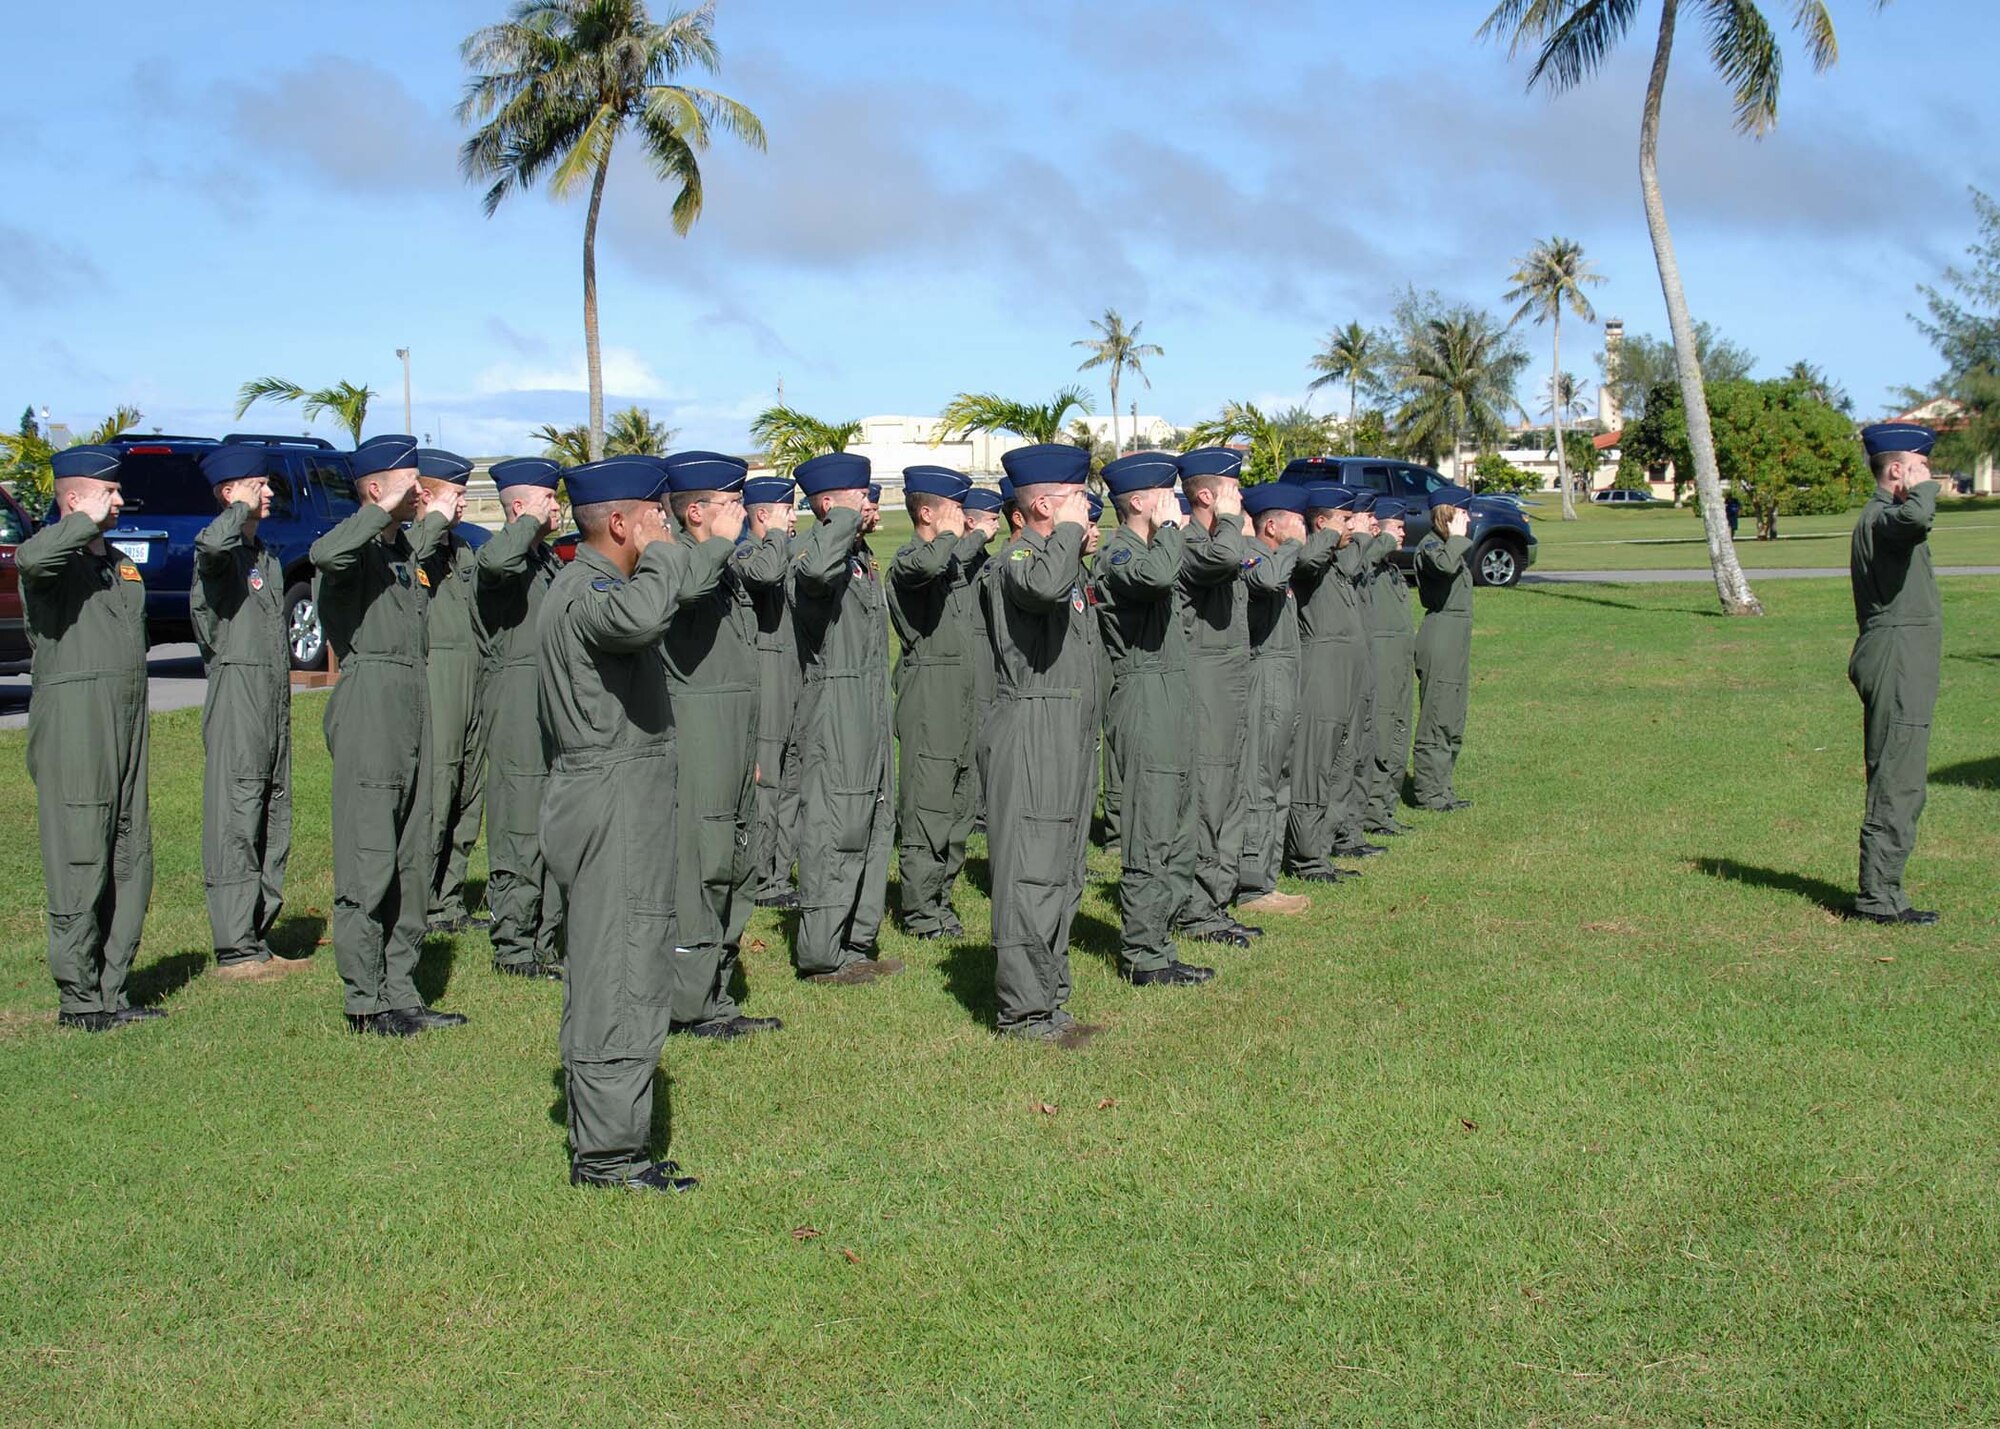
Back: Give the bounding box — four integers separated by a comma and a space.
1109, 371, 1121, 457
583, 157, 610, 463
1639, 0, 1761, 614
1553, 310, 1576, 520
1347, 380, 1358, 453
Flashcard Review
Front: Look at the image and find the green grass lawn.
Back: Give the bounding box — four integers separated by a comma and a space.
4, 576, 1999, 1423
1522, 494, 2000, 571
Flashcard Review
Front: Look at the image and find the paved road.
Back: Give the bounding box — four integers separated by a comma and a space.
1524, 565, 2000, 584
0, 644, 225, 731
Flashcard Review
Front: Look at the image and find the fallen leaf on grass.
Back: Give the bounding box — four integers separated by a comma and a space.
746, 938, 769, 955
1032, 1101, 1058, 1116
1875, 956, 1895, 964
791, 1225, 821, 1242
840, 1247, 861, 1264
1097, 1097, 1117, 1110
1582, 920, 1640, 936
1459, 1119, 1479, 1132
315, 937, 331, 947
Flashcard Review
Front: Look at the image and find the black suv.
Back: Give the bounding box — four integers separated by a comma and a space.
1286, 456, 1537, 587
99, 433, 487, 668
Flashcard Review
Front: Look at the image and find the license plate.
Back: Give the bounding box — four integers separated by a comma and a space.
112, 540, 150, 565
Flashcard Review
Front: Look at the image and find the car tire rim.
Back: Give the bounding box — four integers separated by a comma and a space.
1481, 550, 1516, 584
290, 599, 324, 664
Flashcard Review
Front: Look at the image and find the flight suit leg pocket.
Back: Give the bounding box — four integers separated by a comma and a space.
1123, 768, 1180, 876
352, 780, 404, 854
53, 801, 112, 916
625, 909, 677, 1008
698, 813, 741, 892
828, 788, 879, 855
1016, 815, 1076, 887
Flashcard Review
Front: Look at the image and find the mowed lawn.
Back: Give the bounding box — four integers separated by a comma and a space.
2, 575, 1998, 1424
1524, 493, 2000, 571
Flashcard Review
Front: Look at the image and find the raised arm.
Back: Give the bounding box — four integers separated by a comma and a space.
194, 501, 255, 572
793, 506, 861, 596
889, 533, 956, 587
674, 536, 736, 608
1871, 481, 1939, 548
572, 543, 693, 653
308, 503, 395, 578
729, 532, 790, 590
1096, 525, 1186, 602
407, 509, 450, 564
1293, 526, 1343, 576
1000, 525, 1087, 611
1243, 539, 1303, 592
475, 513, 542, 584
1179, 511, 1251, 585
14, 512, 103, 584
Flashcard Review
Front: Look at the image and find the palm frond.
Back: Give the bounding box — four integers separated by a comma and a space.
1524, 0, 1642, 95
234, 377, 305, 420
1703, 0, 1784, 134
750, 403, 860, 474
1789, 0, 1840, 70
533, 422, 593, 465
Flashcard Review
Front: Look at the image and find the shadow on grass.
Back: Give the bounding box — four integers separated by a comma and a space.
464, 875, 488, 914
1517, 586, 1723, 619
939, 940, 997, 1029
265, 911, 328, 960
415, 938, 458, 1006
127, 950, 207, 1008
962, 852, 991, 898
1692, 856, 1851, 915
1946, 652, 2000, 668
1932, 754, 2000, 790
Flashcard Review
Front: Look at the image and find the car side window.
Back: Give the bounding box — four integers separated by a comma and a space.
1358, 465, 1393, 493
0, 500, 27, 544
309, 457, 359, 514
265, 467, 297, 520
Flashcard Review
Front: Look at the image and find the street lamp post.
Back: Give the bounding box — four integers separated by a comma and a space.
396, 348, 412, 434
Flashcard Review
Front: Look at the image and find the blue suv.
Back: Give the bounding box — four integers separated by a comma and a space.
101, 433, 488, 668
1284, 456, 1538, 587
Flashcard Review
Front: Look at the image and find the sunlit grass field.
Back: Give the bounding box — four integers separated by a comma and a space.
2, 574, 1997, 1422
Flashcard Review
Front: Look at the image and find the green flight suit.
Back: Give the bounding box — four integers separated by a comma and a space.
739, 531, 802, 901
1096, 620, 1121, 849
192, 501, 291, 965
1177, 511, 1254, 934
790, 507, 894, 974
983, 522, 1101, 1033
311, 505, 431, 1017
1362, 532, 1416, 829
1283, 528, 1356, 878
474, 515, 564, 971
20, 512, 153, 1017
887, 529, 986, 936
1331, 540, 1378, 852
1848, 481, 1942, 917
664, 536, 762, 1024
1238, 539, 1305, 898
1411, 532, 1474, 809
541, 537, 725, 1182
970, 549, 998, 826
1095, 523, 1194, 976
413, 512, 487, 924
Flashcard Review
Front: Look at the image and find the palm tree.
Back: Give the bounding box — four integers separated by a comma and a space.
1503, 236, 1604, 521
235, 379, 375, 444
1542, 371, 1591, 425
1306, 321, 1388, 448
749, 403, 862, 476
1389, 308, 1530, 483
1783, 360, 1853, 413
604, 404, 677, 454
936, 386, 1094, 446
1182, 401, 1335, 484
1072, 309, 1162, 459
533, 422, 593, 464
82, 406, 145, 445
1480, 2, 1883, 612
459, 1, 765, 462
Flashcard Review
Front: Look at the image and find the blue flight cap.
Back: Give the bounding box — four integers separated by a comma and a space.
867, 482, 883, 503
1279, 456, 1340, 485
1176, 492, 1191, 515
1305, 482, 1352, 512
490, 457, 562, 491
1427, 484, 1474, 509
796, 452, 871, 496
1860, 422, 1935, 458
996, 477, 1017, 505
1373, 497, 1407, 521
1102, 451, 1180, 495
1085, 492, 1105, 522
415, 448, 472, 484
352, 435, 419, 478
1349, 489, 1378, 513
51, 444, 122, 481
902, 465, 971, 502
963, 487, 1003, 514
742, 476, 795, 507
661, 450, 748, 495
1178, 446, 1245, 483
999, 443, 1089, 486
200, 445, 267, 486
565, 454, 669, 506
1242, 482, 1308, 517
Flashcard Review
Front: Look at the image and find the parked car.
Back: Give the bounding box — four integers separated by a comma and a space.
0, 481, 33, 662
101, 433, 489, 669
1284, 456, 1538, 588
1590, 488, 1656, 506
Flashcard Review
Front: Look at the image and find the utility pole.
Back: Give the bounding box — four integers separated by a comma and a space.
396, 347, 413, 433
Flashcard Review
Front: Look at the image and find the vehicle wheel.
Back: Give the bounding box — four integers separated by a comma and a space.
284, 580, 328, 671
1471, 538, 1523, 588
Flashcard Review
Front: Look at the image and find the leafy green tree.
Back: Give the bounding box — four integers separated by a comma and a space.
534, 422, 594, 465
1386, 291, 1529, 478
1072, 309, 1162, 459
1181, 401, 1334, 484
748, 403, 861, 476
1064, 417, 1115, 471
1782, 360, 1852, 415
1482, 0, 1881, 614
1349, 407, 1393, 457
459, 1, 765, 462
1306, 320, 1389, 448
1708, 379, 1868, 538
1504, 235, 1604, 520
1600, 322, 1758, 424
1472, 451, 1541, 495
937, 386, 1093, 446
235, 379, 375, 444
83, 406, 144, 445
1, 407, 55, 504
604, 404, 676, 455
1912, 186, 2000, 475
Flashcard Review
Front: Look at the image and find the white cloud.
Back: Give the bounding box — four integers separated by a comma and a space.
472, 345, 684, 401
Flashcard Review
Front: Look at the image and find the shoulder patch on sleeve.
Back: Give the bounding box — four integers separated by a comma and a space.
590, 577, 621, 592
1109, 547, 1131, 565
1241, 556, 1262, 569
1009, 547, 1032, 561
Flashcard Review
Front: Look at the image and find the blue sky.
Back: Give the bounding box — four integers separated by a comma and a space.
7, 0, 1996, 456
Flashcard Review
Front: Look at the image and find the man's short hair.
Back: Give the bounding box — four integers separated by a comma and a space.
1869, 450, 1906, 482
1184, 473, 1230, 500
669, 489, 716, 521
573, 499, 642, 537
1113, 490, 1148, 520
907, 491, 950, 520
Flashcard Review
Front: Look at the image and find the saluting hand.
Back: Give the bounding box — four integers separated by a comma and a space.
1449, 511, 1470, 539
72, 484, 120, 529
709, 498, 747, 544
